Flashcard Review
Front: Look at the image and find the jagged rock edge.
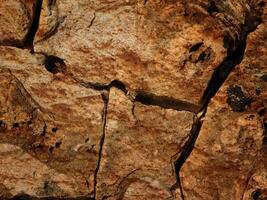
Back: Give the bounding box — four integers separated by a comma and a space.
171, 9, 264, 200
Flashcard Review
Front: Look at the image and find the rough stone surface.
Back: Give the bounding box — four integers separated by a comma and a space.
34, 0, 262, 104
180, 9, 267, 200
96, 88, 193, 199
0, 0, 37, 46
0, 0, 266, 199
0, 47, 104, 198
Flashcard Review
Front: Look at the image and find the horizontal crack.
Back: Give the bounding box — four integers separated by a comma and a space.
79, 79, 199, 113
135, 91, 199, 113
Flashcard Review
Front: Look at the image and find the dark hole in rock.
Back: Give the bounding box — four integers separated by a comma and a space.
189, 42, 203, 52
0, 120, 4, 127
252, 188, 261, 200
12, 123, 19, 128
52, 127, 58, 133
258, 108, 265, 117
198, 51, 206, 61
55, 141, 61, 148
260, 74, 267, 81
255, 89, 261, 95
44, 55, 66, 74
10, 193, 33, 200
40, 125, 47, 137
207, 0, 219, 14
263, 122, 267, 145
49, 146, 54, 153
85, 138, 89, 142
227, 85, 251, 112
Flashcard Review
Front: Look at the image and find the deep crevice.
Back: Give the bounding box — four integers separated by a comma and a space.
200, 10, 263, 109
172, 8, 264, 200
135, 91, 199, 113
23, 0, 43, 52
199, 39, 247, 110
93, 92, 109, 200
79, 80, 199, 113
170, 110, 206, 199
0, 0, 42, 49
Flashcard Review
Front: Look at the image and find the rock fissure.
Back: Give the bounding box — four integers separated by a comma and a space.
93, 92, 109, 200
172, 9, 264, 199
200, 12, 263, 110
78, 79, 200, 113
40, 53, 200, 113
170, 110, 206, 199
24, 0, 43, 51
89, 13, 96, 29
0, 0, 266, 199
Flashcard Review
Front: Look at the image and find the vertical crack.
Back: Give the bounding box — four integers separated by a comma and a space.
88, 13, 96, 28
170, 110, 206, 199
24, 0, 43, 52
171, 8, 263, 200
93, 92, 109, 200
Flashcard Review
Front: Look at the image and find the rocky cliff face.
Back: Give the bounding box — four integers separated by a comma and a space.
0, 0, 266, 199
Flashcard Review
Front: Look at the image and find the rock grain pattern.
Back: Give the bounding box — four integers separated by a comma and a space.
0, 0, 266, 200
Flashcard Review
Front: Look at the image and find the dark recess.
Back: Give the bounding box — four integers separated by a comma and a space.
189, 42, 203, 52
135, 91, 199, 113
24, 0, 43, 52
173, 7, 264, 200
226, 85, 251, 112
44, 55, 66, 74
251, 188, 261, 200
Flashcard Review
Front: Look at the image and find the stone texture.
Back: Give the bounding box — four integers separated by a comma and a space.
0, 47, 104, 198
34, 0, 263, 104
96, 88, 193, 199
180, 9, 267, 200
0, 0, 37, 46
0, 0, 266, 199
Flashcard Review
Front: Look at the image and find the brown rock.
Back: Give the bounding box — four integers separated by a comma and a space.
180, 12, 267, 200
0, 0, 37, 46
33, 0, 263, 104
96, 87, 194, 199
0, 47, 105, 198
0, 0, 266, 199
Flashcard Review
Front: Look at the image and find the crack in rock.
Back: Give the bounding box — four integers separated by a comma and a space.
78, 79, 200, 113
93, 92, 109, 200
24, 0, 43, 52
171, 8, 264, 199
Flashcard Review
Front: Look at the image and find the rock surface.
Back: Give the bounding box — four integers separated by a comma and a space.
180, 7, 267, 200
0, 0, 266, 199
0, 0, 37, 46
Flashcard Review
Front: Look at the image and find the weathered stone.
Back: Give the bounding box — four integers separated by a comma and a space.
96, 87, 194, 199
0, 0, 266, 199
0, 0, 37, 46
34, 0, 263, 105
180, 12, 267, 200
0, 47, 104, 198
